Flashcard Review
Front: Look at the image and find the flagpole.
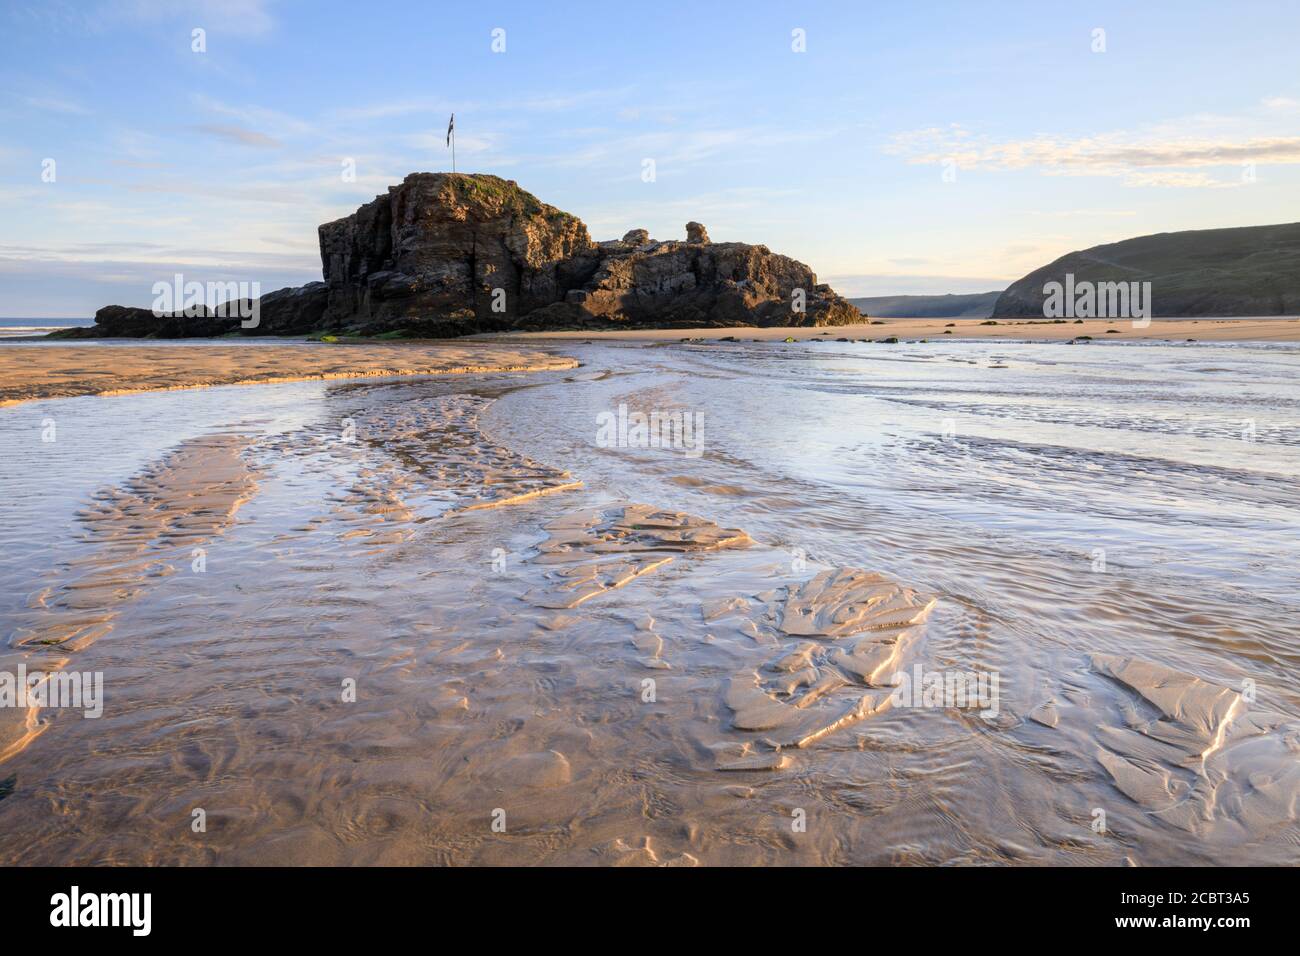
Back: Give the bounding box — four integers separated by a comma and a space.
447, 113, 456, 174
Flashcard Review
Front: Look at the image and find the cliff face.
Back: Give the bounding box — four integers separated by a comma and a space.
317, 173, 595, 335
315, 172, 857, 334
72, 172, 859, 338
993, 222, 1300, 318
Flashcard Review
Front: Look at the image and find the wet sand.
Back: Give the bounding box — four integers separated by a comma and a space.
0, 342, 578, 406
1, 338, 1297, 865
490, 316, 1300, 343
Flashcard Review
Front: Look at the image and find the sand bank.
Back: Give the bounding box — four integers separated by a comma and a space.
0, 342, 578, 406
486, 316, 1300, 344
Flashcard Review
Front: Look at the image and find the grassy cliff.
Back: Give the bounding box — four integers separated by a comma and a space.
992, 222, 1300, 317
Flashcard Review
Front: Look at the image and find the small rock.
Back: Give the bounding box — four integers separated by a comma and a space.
685, 221, 710, 244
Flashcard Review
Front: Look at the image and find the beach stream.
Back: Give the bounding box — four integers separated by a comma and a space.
1, 337, 1298, 865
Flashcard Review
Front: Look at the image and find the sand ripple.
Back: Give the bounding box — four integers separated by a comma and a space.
4, 340, 1297, 865
2, 434, 256, 762
527, 503, 751, 609
1085, 654, 1300, 840
725, 570, 936, 750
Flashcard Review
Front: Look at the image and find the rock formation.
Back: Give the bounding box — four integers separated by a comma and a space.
68, 172, 860, 338
316, 173, 595, 337
531, 223, 856, 330
55, 283, 328, 339
79, 303, 244, 339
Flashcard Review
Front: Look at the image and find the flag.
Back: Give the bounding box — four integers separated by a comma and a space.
446, 113, 454, 146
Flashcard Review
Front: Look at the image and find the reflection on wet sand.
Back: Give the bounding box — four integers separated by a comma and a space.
1, 339, 1298, 865
2, 434, 256, 762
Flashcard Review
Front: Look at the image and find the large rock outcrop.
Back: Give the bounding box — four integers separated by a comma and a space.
317, 174, 595, 336
70, 172, 860, 338
316, 173, 857, 335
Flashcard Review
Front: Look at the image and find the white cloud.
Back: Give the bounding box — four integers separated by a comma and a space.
404, 131, 502, 156
0, 240, 316, 271
20, 94, 88, 115
196, 124, 283, 148
328, 88, 635, 124
580, 186, 801, 240
330, 98, 461, 123
1024, 208, 1137, 217
822, 273, 1012, 297
192, 94, 313, 137
104, 0, 276, 38
1119, 170, 1242, 189
885, 121, 1300, 187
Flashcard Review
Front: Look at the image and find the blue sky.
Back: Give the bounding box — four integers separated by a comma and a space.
2, 0, 1299, 316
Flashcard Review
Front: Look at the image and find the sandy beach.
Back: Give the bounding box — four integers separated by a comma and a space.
2, 335, 1297, 866
490, 315, 1300, 344
3, 315, 1293, 412
0, 342, 578, 406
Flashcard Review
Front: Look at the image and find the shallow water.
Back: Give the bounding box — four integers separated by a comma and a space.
1, 338, 1297, 865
